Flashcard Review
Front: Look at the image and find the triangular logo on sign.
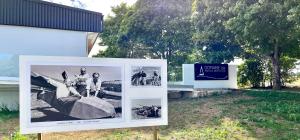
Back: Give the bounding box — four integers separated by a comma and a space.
199, 66, 204, 76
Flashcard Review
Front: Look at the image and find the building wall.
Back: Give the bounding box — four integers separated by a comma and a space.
182, 64, 238, 89
0, 25, 87, 56
0, 25, 88, 111
0, 85, 18, 110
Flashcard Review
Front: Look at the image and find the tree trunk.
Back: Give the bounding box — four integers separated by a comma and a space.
270, 44, 281, 90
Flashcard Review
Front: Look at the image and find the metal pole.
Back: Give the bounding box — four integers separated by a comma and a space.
37, 133, 42, 140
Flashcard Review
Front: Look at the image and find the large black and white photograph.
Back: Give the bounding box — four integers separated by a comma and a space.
30, 65, 122, 122
131, 99, 161, 120
131, 66, 161, 87
20, 56, 167, 134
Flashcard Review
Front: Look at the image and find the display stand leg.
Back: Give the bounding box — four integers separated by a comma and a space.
153, 127, 158, 140
37, 133, 42, 140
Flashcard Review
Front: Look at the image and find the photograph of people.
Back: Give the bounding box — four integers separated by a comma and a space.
31, 65, 122, 122
131, 99, 162, 120
131, 66, 161, 86
86, 72, 102, 97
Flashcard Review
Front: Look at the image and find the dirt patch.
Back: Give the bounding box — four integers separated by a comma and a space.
0, 117, 18, 138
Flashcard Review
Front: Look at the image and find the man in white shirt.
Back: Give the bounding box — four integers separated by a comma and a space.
86, 72, 102, 97
75, 67, 90, 97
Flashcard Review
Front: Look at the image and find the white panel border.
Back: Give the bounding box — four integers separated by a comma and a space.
19, 55, 168, 134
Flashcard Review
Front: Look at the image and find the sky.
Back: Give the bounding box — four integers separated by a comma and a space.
0, 53, 12, 60
44, 0, 137, 18
32, 65, 122, 82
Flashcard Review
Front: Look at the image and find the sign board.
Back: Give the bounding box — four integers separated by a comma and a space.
19, 56, 168, 134
194, 64, 228, 80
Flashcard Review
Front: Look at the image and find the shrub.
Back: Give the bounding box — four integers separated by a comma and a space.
238, 59, 264, 88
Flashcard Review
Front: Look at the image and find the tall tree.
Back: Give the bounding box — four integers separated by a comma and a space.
95, 3, 134, 58
124, 0, 193, 62
97, 0, 194, 81
225, 0, 300, 89
192, 0, 241, 63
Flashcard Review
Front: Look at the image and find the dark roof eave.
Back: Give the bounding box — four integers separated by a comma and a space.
0, 0, 103, 32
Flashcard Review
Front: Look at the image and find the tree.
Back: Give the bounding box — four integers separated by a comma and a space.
192, 0, 242, 64
225, 0, 300, 89
280, 56, 298, 86
238, 59, 264, 88
124, 0, 193, 61
96, 3, 134, 58
97, 0, 194, 81
127, 0, 195, 81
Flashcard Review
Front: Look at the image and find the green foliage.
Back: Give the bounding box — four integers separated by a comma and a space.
225, 0, 300, 89
96, 0, 300, 84
168, 66, 182, 81
225, 0, 300, 56
238, 57, 298, 88
96, 3, 134, 58
280, 56, 298, 85
94, 46, 127, 58
238, 59, 264, 88
2, 131, 29, 140
11, 131, 29, 140
0, 108, 22, 140
0, 106, 18, 122
192, 0, 242, 63
96, 0, 194, 80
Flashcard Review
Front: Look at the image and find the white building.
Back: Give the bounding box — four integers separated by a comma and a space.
0, 0, 103, 110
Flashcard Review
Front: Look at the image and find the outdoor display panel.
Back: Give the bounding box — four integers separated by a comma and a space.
194, 64, 229, 80
19, 56, 168, 134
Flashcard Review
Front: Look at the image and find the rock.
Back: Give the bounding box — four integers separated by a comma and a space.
69, 97, 116, 119
168, 91, 182, 99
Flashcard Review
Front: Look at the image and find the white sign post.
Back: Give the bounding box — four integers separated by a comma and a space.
19, 56, 168, 136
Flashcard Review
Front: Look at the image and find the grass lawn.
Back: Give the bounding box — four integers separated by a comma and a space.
1, 90, 300, 140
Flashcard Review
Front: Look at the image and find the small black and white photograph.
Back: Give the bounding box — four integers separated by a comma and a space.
131, 99, 161, 120
131, 66, 161, 87
30, 65, 122, 122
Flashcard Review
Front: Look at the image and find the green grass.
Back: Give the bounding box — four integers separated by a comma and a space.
0, 107, 18, 122
1, 90, 300, 140
220, 90, 300, 139
0, 107, 20, 140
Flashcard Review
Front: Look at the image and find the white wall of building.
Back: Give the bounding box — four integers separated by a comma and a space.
0, 86, 18, 110
0, 25, 87, 56
183, 64, 238, 89
0, 25, 88, 111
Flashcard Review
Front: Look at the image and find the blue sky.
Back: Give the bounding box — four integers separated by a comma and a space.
0, 53, 13, 60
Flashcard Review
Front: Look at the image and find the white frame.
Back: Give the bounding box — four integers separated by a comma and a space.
20, 55, 168, 134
